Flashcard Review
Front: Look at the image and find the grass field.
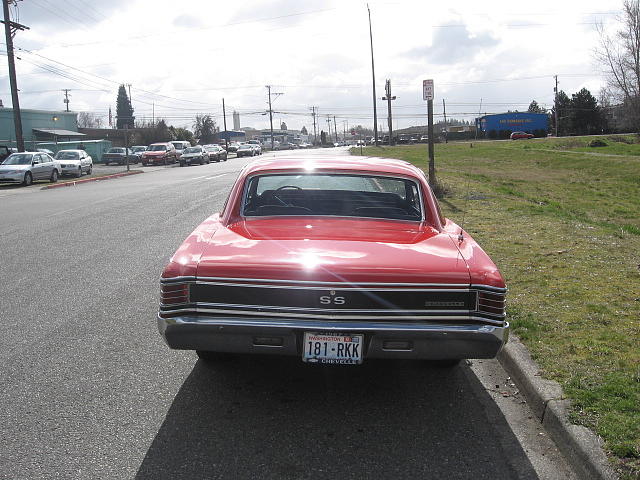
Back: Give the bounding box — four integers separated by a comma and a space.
354, 136, 640, 478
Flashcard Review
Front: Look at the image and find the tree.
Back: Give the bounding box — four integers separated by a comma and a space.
134, 119, 175, 145
570, 88, 602, 135
527, 100, 547, 114
116, 85, 134, 129
193, 115, 217, 144
170, 126, 195, 144
300, 126, 308, 135
280, 121, 287, 130
320, 130, 327, 145
77, 111, 103, 128
596, 0, 640, 130
552, 90, 572, 135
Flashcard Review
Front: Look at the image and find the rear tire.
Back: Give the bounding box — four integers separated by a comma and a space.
76, 167, 82, 178
50, 169, 58, 183
196, 350, 232, 363
23, 172, 33, 186
87, 165, 92, 175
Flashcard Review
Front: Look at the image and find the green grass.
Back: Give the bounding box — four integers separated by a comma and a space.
353, 137, 640, 478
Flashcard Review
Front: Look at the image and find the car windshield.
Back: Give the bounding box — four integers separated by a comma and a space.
55, 151, 80, 160
243, 173, 423, 221
132, 147, 145, 152
239, 145, 252, 149
2, 153, 32, 165
148, 145, 167, 151
184, 147, 201, 153
109, 148, 125, 153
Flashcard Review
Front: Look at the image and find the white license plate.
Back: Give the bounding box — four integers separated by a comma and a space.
302, 332, 363, 365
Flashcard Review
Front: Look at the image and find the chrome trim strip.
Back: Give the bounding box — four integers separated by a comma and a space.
192, 280, 475, 293
161, 314, 509, 334
159, 306, 505, 325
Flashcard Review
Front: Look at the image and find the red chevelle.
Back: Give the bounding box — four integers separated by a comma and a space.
158, 156, 508, 366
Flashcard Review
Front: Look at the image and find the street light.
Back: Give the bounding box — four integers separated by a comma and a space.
52, 115, 58, 145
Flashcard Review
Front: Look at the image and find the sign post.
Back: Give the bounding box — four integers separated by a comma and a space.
423, 79, 436, 188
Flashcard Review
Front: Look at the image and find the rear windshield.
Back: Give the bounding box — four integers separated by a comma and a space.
243, 173, 423, 221
55, 151, 80, 160
108, 148, 125, 153
148, 145, 167, 151
184, 147, 202, 153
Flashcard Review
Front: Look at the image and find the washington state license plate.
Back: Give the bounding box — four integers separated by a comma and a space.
302, 332, 363, 365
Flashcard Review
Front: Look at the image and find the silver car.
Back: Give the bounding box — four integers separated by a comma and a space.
54, 149, 93, 177
0, 152, 61, 186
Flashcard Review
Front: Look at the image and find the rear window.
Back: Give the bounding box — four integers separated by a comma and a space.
243, 173, 423, 221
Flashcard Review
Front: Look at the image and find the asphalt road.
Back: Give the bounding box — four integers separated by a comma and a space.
0, 148, 575, 479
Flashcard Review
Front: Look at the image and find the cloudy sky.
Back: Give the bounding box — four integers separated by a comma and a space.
0, 0, 623, 132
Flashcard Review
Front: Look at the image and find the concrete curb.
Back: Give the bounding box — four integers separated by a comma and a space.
41, 170, 143, 190
497, 336, 617, 479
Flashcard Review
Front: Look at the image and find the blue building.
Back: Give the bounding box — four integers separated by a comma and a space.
476, 112, 549, 138
0, 107, 85, 148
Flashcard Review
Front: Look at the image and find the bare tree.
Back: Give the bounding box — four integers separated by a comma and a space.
596, 0, 640, 130
77, 111, 104, 128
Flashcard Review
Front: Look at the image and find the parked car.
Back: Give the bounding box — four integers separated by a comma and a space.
0, 151, 60, 186
227, 142, 240, 153
236, 143, 257, 157
419, 135, 429, 143
158, 156, 508, 366
37, 148, 55, 156
54, 149, 93, 177
204, 144, 227, 162
251, 143, 262, 155
103, 147, 134, 165
179, 145, 210, 166
141, 143, 178, 166
510, 131, 534, 140
130, 145, 147, 161
171, 141, 191, 158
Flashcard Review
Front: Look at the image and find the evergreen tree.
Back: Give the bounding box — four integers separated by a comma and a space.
193, 115, 217, 144
301, 126, 308, 135
570, 88, 602, 135
552, 90, 572, 135
527, 100, 546, 114
116, 85, 134, 129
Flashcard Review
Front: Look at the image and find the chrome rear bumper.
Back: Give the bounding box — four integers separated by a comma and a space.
158, 314, 509, 360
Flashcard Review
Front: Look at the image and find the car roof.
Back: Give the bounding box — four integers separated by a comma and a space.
56, 149, 83, 152
241, 156, 421, 178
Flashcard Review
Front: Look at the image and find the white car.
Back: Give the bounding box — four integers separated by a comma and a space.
54, 150, 93, 177
0, 151, 61, 186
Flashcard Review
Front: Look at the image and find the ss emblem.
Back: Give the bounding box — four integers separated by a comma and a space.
319, 291, 346, 305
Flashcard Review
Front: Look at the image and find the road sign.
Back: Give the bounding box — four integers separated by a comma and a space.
423, 79, 434, 101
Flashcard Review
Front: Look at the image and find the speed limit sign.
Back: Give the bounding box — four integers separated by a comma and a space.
423, 79, 434, 101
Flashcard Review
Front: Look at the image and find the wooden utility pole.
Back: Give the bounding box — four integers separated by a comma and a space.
333, 115, 338, 143
63, 89, 70, 112
427, 99, 435, 186
367, 4, 378, 146
554, 75, 559, 137
265, 85, 283, 150
2, 0, 28, 152
382, 79, 396, 145
222, 98, 228, 151
310, 106, 317, 145
442, 98, 448, 143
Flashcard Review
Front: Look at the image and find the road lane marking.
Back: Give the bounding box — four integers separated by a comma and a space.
204, 174, 227, 180
191, 175, 208, 179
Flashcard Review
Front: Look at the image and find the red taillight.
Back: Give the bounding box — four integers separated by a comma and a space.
477, 291, 505, 316
161, 283, 189, 305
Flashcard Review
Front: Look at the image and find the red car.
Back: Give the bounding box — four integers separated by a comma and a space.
141, 142, 178, 166
158, 156, 508, 366
510, 131, 534, 140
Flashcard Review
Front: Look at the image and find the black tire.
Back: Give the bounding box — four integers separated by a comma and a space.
196, 350, 232, 363
180, 161, 185, 167
87, 165, 92, 175
76, 167, 82, 178
23, 172, 33, 186
50, 169, 58, 183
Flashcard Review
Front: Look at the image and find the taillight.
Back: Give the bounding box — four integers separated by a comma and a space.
477, 291, 505, 316
161, 283, 189, 305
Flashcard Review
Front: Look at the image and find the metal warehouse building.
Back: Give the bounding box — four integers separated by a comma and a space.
0, 107, 84, 148
476, 112, 549, 138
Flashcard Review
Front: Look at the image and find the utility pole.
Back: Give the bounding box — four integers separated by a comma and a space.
442, 98, 448, 143
333, 115, 338, 143
63, 89, 71, 112
152, 102, 155, 126
124, 124, 130, 172
326, 116, 331, 144
2, 0, 28, 152
427, 98, 435, 187
554, 75, 559, 137
266, 85, 283, 150
222, 98, 228, 151
382, 79, 396, 145
367, 4, 378, 146
310, 106, 317, 145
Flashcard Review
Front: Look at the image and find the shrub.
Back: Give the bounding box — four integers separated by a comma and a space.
589, 139, 608, 147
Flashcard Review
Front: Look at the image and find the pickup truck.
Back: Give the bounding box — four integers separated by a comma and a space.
102, 147, 138, 165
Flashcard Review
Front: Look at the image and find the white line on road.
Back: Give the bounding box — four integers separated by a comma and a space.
204, 174, 227, 180
191, 175, 208, 180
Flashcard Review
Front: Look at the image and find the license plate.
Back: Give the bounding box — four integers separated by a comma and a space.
302, 332, 363, 365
